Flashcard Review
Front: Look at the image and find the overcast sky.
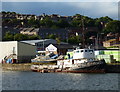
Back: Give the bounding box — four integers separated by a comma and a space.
1, 0, 119, 20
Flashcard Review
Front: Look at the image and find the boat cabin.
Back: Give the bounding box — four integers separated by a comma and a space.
73, 49, 95, 59
57, 49, 96, 66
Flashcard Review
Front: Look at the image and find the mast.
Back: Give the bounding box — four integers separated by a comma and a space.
81, 16, 85, 48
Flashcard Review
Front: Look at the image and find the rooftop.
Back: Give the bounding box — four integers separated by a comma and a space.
20, 39, 68, 45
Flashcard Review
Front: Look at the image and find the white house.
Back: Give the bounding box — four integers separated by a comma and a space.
45, 44, 57, 54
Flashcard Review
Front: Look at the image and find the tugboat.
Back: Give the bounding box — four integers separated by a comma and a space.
56, 48, 106, 73
31, 48, 106, 73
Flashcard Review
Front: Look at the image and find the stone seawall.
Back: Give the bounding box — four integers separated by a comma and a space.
2, 64, 31, 71
2, 63, 120, 73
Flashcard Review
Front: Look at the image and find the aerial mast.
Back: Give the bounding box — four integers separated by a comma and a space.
81, 16, 85, 48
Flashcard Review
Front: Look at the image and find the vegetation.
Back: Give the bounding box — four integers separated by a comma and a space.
102, 20, 120, 34
68, 35, 82, 45
3, 32, 41, 41
2, 11, 120, 45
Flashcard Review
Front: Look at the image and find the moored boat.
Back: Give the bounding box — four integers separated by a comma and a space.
31, 48, 106, 73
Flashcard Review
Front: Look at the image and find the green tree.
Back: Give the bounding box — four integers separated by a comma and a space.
3, 31, 14, 41
28, 17, 39, 28
71, 19, 81, 27
29, 35, 41, 40
68, 35, 82, 45
14, 33, 29, 41
46, 34, 56, 39
57, 19, 70, 28
40, 17, 53, 27
103, 20, 120, 34
56, 37, 61, 45
95, 16, 113, 31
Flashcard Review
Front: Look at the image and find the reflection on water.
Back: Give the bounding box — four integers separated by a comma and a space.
2, 71, 119, 90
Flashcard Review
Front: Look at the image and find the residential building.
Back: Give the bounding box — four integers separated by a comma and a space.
39, 28, 69, 40
103, 38, 120, 47
45, 44, 74, 55
20, 28, 39, 35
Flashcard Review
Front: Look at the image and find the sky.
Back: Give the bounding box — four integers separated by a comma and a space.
1, 0, 120, 2
1, 0, 119, 20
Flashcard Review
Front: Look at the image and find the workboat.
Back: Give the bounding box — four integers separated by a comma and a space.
31, 48, 106, 73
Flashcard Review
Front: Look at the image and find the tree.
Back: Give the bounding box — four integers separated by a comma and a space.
56, 37, 61, 45
46, 34, 56, 39
95, 16, 113, 31
14, 33, 29, 41
29, 35, 41, 40
71, 19, 81, 27
3, 31, 14, 41
68, 35, 82, 45
57, 19, 70, 28
103, 20, 120, 34
28, 17, 39, 28
40, 17, 53, 27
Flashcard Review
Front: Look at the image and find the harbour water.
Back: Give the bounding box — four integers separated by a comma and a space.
1, 71, 120, 90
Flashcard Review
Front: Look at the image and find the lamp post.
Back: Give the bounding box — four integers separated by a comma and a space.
43, 39, 44, 51
95, 33, 104, 50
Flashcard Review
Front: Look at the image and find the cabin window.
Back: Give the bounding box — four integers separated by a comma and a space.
85, 50, 87, 52
81, 50, 83, 52
76, 51, 79, 53
89, 50, 93, 52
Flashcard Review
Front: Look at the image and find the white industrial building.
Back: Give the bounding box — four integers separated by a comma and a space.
0, 41, 36, 63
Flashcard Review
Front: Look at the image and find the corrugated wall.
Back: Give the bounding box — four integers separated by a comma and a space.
17, 42, 36, 63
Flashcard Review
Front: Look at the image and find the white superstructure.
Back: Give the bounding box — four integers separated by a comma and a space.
57, 48, 96, 67
73, 48, 95, 60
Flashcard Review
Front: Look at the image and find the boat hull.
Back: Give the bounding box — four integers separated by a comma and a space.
31, 60, 106, 73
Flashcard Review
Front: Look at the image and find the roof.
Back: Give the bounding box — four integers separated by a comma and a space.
0, 41, 35, 46
20, 28, 39, 32
103, 39, 116, 43
20, 39, 68, 45
39, 28, 68, 34
53, 44, 74, 49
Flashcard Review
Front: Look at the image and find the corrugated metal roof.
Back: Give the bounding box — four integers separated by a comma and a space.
20, 39, 68, 45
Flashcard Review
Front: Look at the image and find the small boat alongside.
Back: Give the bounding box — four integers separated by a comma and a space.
31, 48, 106, 73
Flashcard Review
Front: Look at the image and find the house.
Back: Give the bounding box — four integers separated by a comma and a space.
20, 28, 39, 35
0, 41, 36, 63
45, 44, 74, 55
2, 13, 16, 20
68, 27, 99, 37
103, 38, 120, 47
45, 44, 58, 54
39, 28, 69, 40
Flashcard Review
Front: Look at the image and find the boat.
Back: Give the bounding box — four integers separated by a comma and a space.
31, 52, 59, 63
31, 48, 106, 73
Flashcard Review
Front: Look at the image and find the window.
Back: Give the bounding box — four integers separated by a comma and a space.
89, 50, 93, 52
76, 51, 79, 53
81, 50, 83, 52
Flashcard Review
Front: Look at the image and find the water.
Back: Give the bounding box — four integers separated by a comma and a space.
1, 71, 120, 90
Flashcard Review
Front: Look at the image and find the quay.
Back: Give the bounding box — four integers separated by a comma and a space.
2, 63, 120, 73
